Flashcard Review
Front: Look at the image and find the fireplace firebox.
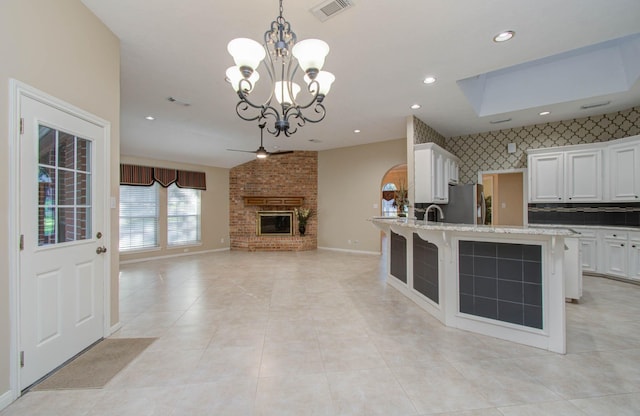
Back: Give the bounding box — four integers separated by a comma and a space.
257, 211, 293, 236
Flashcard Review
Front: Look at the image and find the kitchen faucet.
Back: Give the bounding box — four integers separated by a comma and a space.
425, 204, 444, 222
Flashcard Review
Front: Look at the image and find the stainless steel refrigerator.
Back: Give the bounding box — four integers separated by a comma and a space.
442, 184, 486, 225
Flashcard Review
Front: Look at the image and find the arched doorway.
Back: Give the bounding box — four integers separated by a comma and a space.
380, 164, 408, 217
379, 164, 408, 253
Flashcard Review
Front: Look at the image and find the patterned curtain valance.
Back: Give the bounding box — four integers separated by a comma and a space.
120, 164, 206, 190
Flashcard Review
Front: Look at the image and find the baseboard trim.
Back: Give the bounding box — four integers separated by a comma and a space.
0, 389, 16, 412
318, 246, 381, 256
119, 247, 230, 265
109, 322, 123, 335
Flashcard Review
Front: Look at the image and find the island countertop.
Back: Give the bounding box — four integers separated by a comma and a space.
369, 217, 578, 237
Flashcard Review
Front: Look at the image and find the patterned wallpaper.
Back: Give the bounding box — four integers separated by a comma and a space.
413, 116, 447, 147
444, 106, 640, 184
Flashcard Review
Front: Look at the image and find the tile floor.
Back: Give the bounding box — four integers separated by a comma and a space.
3, 249, 640, 415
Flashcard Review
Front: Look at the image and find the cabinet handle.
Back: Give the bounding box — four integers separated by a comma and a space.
633, 245, 637, 248
613, 234, 617, 237
621, 244, 625, 247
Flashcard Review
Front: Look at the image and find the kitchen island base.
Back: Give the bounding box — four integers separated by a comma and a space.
372, 218, 580, 354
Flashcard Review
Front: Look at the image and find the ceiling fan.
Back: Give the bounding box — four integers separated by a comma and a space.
227, 122, 294, 159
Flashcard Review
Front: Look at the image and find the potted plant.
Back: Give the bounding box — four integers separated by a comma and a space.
392, 181, 410, 217
294, 207, 312, 236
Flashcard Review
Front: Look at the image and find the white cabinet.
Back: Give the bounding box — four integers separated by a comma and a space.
529, 153, 564, 202
565, 149, 603, 202
602, 231, 629, 278
529, 149, 603, 202
573, 228, 598, 273
448, 158, 459, 184
629, 235, 640, 281
528, 134, 640, 203
609, 141, 640, 202
414, 143, 459, 204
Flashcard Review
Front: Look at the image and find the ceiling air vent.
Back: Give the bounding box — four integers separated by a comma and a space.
311, 0, 354, 22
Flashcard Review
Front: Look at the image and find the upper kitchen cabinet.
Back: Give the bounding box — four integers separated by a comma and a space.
529, 152, 564, 202
529, 149, 602, 202
528, 135, 640, 203
565, 149, 603, 202
609, 140, 640, 201
414, 143, 460, 204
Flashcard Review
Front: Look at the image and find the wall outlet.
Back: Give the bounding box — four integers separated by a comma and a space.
348, 239, 352, 244
220, 237, 225, 243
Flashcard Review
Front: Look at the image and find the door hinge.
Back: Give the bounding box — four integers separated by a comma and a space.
20, 351, 24, 368
20, 117, 24, 135
20, 234, 24, 251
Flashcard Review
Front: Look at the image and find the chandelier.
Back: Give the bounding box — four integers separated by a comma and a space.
225, 0, 335, 137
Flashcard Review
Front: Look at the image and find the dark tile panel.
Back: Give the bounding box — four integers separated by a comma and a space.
390, 232, 407, 283
498, 301, 524, 326
413, 234, 439, 304
458, 240, 543, 330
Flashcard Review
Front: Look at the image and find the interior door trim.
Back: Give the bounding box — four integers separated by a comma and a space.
8, 79, 112, 402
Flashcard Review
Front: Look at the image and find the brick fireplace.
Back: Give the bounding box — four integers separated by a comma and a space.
229, 151, 317, 251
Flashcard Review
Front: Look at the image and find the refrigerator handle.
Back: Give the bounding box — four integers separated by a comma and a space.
480, 191, 486, 225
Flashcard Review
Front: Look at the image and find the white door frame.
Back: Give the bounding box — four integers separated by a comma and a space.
8, 79, 112, 400
477, 168, 528, 226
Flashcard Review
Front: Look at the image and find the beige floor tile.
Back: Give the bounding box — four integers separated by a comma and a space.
4, 250, 640, 416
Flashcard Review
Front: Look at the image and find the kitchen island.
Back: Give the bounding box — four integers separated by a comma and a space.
370, 217, 580, 354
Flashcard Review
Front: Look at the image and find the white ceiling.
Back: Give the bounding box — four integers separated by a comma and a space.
81, 0, 640, 169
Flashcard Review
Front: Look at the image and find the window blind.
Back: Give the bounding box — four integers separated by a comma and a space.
167, 184, 201, 246
119, 184, 159, 251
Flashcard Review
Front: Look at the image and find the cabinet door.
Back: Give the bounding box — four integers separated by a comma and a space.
433, 152, 448, 203
414, 148, 435, 203
603, 238, 628, 277
448, 158, 459, 184
579, 238, 598, 272
565, 149, 603, 202
529, 153, 564, 202
609, 143, 640, 201
629, 239, 640, 281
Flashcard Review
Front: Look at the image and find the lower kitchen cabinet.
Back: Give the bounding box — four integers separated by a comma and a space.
630, 238, 640, 280
603, 236, 628, 278
574, 228, 598, 272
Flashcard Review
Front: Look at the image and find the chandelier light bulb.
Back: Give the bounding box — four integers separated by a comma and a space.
304, 71, 335, 96
292, 39, 330, 74
226, 66, 260, 93
227, 38, 266, 72
274, 81, 301, 105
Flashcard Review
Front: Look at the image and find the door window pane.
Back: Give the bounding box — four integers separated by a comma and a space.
38, 125, 92, 246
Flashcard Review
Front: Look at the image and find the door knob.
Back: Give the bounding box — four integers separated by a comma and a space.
96, 246, 108, 254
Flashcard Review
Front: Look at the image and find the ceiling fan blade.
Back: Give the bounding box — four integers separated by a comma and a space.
269, 150, 294, 156
226, 148, 257, 154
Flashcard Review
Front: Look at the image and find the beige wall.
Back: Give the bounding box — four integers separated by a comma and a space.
318, 139, 407, 253
494, 172, 524, 226
119, 156, 230, 262
0, 0, 120, 398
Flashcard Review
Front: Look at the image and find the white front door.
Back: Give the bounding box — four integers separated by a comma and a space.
19, 95, 106, 389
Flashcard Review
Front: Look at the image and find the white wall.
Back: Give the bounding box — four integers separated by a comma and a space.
0, 0, 120, 402
318, 139, 407, 253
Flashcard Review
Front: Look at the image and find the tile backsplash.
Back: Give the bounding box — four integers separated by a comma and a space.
528, 203, 640, 227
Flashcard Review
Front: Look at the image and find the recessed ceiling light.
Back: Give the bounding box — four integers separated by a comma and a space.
423, 76, 436, 85
493, 30, 515, 43
145, 116, 155, 121
539, 111, 551, 116
354, 129, 361, 133
410, 104, 421, 110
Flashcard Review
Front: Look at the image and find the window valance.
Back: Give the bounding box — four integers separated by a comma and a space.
120, 164, 206, 190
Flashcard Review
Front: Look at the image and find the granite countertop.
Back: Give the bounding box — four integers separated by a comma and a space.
369, 217, 579, 236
